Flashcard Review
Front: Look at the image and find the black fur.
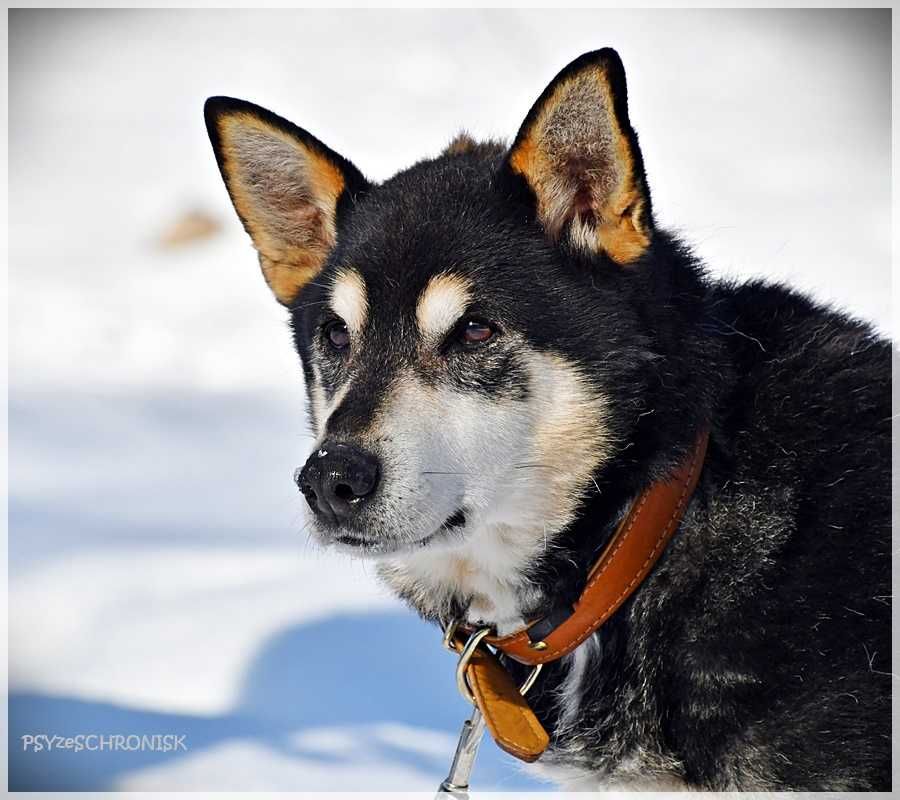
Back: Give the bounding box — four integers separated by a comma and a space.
512, 278, 892, 790
206, 48, 891, 790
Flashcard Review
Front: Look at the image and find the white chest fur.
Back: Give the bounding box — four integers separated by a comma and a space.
380, 518, 546, 635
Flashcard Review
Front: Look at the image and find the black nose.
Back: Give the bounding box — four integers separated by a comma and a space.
295, 441, 380, 524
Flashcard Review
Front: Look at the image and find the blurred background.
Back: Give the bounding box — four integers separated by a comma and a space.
8, 8, 890, 792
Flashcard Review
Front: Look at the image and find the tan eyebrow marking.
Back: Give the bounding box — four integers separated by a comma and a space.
416, 272, 472, 341
330, 268, 368, 334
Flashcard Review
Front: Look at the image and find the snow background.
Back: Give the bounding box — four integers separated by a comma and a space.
8, 8, 890, 792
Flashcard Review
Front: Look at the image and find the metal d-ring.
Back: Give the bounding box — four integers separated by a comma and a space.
519, 662, 543, 696
442, 618, 462, 652
455, 627, 492, 704
453, 626, 544, 705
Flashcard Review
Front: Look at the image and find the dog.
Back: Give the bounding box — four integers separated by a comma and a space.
204, 49, 891, 791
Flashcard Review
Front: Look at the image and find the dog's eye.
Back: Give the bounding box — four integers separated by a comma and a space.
323, 320, 350, 351
460, 320, 496, 346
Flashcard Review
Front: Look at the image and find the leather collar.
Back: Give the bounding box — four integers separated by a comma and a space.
462, 430, 709, 666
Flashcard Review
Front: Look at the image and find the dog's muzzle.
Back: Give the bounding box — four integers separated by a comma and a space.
295, 441, 380, 526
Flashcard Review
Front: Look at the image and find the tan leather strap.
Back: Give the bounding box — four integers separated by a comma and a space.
451, 635, 550, 762
466, 430, 709, 667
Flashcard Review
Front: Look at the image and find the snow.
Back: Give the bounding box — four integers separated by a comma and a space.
8, 8, 889, 793
10, 546, 398, 715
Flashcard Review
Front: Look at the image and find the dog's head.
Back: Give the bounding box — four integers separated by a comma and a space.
206, 49, 700, 621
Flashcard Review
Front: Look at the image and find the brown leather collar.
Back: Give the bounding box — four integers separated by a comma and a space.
463, 430, 709, 667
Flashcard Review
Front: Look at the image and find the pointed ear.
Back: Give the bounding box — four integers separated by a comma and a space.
504, 49, 652, 264
204, 97, 369, 305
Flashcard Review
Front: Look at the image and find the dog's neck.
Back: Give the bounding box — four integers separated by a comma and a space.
378, 518, 548, 635
378, 489, 632, 636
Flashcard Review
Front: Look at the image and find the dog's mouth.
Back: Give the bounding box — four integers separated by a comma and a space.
332, 509, 467, 555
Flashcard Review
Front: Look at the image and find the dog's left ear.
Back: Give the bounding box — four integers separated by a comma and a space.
504, 49, 653, 264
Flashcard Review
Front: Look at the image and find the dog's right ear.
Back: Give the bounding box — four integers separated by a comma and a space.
204, 97, 369, 306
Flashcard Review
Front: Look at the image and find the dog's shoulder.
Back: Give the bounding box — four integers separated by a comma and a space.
707, 278, 890, 451
701, 278, 890, 581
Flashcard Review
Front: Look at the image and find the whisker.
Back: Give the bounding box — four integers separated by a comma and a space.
421, 470, 472, 476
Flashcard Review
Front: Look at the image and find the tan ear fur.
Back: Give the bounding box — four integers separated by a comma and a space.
206, 98, 366, 305
508, 55, 651, 264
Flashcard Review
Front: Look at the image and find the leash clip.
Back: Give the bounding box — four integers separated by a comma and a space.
437, 621, 543, 799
